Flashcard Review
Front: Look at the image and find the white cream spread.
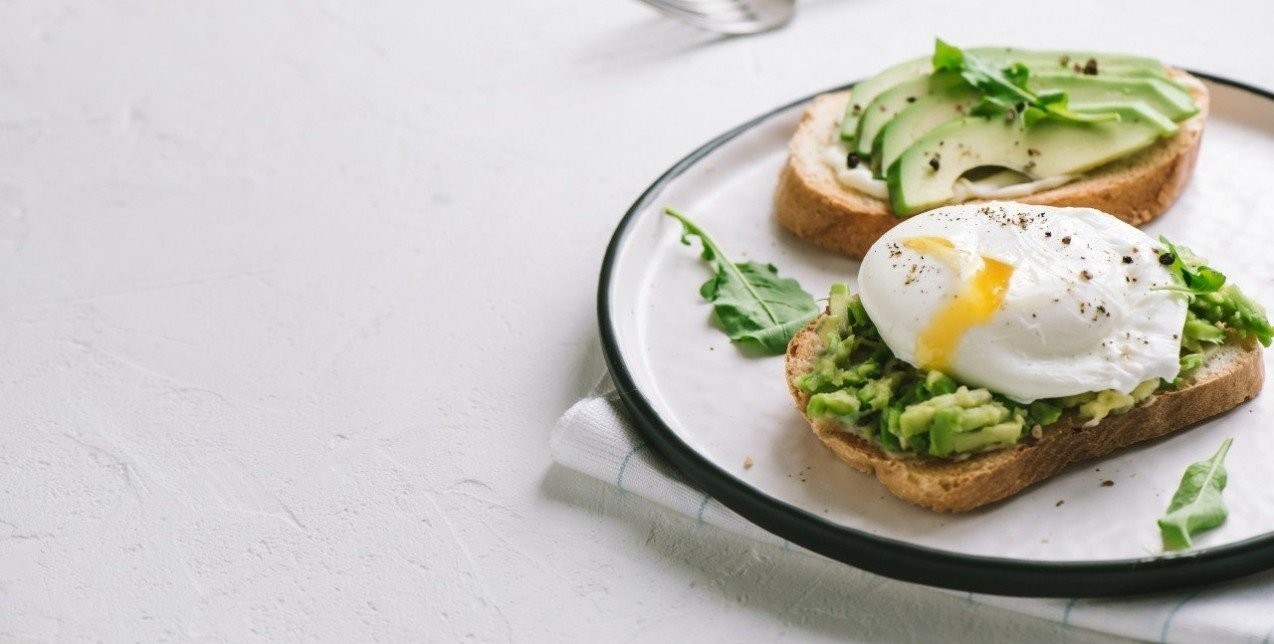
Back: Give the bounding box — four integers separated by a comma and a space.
951, 170, 1076, 201
821, 142, 890, 199
822, 138, 1078, 203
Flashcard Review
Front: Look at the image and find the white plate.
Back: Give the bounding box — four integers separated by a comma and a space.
600, 75, 1274, 596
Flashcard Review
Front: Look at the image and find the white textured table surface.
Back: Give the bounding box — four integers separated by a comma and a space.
2, 1, 1270, 641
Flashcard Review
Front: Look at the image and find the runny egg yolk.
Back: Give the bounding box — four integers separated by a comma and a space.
903, 236, 1015, 372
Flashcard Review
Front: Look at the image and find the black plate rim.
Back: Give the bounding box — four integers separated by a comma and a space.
597, 71, 1274, 597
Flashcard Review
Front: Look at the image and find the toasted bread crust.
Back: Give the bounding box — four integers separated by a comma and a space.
775, 70, 1210, 259
784, 313, 1263, 512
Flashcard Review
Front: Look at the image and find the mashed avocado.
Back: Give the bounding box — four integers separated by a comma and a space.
798, 284, 1151, 457
799, 243, 1271, 459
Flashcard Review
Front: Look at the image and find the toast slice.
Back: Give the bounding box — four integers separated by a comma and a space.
784, 312, 1263, 513
775, 70, 1210, 259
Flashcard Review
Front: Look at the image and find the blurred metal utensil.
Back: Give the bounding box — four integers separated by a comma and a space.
634, 0, 795, 35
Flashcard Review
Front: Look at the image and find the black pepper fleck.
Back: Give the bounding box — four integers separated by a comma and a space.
1101, 480, 1114, 487
1083, 58, 1099, 75
846, 152, 860, 169
1062, 236, 1072, 245
928, 156, 940, 171
1159, 252, 1175, 266
1122, 256, 1133, 264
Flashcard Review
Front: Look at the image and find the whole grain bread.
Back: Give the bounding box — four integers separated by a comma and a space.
784, 312, 1263, 512
775, 70, 1209, 259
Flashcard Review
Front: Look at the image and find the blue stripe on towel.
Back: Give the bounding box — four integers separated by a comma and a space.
1062, 598, 1078, 626
616, 443, 648, 490
1160, 589, 1202, 643
696, 493, 711, 523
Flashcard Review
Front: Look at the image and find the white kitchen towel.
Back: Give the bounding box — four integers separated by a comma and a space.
550, 376, 1274, 644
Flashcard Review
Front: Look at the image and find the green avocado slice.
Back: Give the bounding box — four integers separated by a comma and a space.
839, 48, 1169, 143
873, 74, 1197, 177
839, 56, 934, 141
886, 103, 1178, 216
852, 72, 965, 158
874, 84, 982, 177
1026, 75, 1198, 121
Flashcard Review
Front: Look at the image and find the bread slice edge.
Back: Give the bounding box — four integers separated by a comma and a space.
784, 312, 1264, 513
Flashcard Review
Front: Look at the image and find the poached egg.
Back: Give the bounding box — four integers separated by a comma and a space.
858, 202, 1187, 402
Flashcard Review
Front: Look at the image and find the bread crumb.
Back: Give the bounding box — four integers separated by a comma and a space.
1030, 424, 1043, 439
743, 456, 754, 469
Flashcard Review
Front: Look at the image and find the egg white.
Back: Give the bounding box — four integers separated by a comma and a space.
858, 202, 1188, 402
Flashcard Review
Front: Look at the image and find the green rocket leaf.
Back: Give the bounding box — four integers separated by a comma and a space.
932, 39, 1119, 126
664, 207, 818, 355
1158, 438, 1233, 551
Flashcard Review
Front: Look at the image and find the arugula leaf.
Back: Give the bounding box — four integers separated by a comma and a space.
1158, 236, 1226, 295
1224, 286, 1274, 346
1158, 438, 1233, 550
664, 207, 818, 355
932, 39, 964, 69
1158, 236, 1273, 350
932, 39, 1119, 126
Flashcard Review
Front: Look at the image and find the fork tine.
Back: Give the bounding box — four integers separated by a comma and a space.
654, 0, 754, 19
641, 0, 759, 32
664, 0, 751, 10
644, 0, 747, 22
634, 0, 794, 35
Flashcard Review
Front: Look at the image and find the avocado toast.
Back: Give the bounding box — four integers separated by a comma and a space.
784, 203, 1269, 512
787, 317, 1261, 512
775, 42, 1209, 259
